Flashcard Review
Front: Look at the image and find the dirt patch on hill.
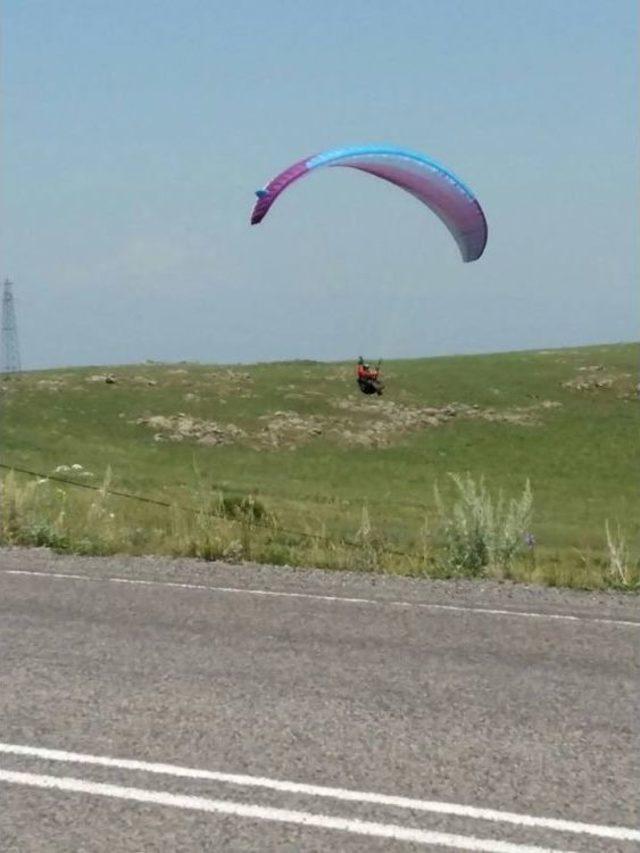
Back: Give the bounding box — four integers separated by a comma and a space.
136, 414, 246, 446
203, 369, 254, 398
254, 410, 326, 449
562, 365, 634, 395
132, 375, 158, 387
136, 397, 562, 451
36, 379, 67, 391
330, 399, 560, 447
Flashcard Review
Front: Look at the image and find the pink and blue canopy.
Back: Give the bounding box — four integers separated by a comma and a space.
251, 145, 487, 262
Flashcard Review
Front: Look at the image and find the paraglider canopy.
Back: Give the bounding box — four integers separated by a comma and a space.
251, 145, 487, 262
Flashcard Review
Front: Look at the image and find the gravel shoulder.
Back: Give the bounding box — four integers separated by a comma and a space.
1, 546, 638, 623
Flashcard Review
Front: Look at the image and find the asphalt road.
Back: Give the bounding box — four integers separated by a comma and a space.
0, 547, 638, 852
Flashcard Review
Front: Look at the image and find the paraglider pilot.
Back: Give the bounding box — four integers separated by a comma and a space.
357, 357, 383, 396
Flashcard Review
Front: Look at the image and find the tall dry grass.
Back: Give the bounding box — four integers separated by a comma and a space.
1, 468, 637, 589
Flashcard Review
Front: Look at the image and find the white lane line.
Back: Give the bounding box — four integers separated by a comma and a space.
1, 743, 637, 842
3, 567, 639, 627
0, 768, 575, 853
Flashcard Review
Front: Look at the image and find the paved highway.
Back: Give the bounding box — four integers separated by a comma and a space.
0, 548, 638, 851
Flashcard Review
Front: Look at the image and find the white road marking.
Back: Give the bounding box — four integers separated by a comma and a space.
2, 567, 639, 627
0, 768, 576, 853
1, 742, 637, 842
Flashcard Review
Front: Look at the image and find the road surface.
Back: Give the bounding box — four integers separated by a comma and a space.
0, 547, 638, 851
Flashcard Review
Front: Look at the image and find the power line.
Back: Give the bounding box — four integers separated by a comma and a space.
0, 463, 418, 561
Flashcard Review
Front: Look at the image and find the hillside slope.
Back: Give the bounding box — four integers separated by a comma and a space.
1, 343, 637, 584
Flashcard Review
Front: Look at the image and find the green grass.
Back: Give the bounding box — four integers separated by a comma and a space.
1, 343, 638, 587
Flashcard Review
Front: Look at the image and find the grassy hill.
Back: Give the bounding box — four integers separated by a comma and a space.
1, 343, 637, 588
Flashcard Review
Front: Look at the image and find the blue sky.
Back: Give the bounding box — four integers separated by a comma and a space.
2, 0, 637, 368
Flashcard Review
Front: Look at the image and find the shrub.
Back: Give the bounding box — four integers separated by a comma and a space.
218, 493, 268, 523
434, 473, 533, 577
21, 521, 70, 551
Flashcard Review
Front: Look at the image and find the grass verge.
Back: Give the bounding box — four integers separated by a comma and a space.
1, 467, 637, 590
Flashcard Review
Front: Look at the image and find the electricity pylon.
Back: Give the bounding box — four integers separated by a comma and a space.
1, 279, 21, 374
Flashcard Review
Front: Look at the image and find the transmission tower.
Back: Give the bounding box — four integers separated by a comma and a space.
1, 279, 21, 374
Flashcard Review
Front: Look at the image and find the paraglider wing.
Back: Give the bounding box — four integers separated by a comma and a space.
251, 145, 487, 262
